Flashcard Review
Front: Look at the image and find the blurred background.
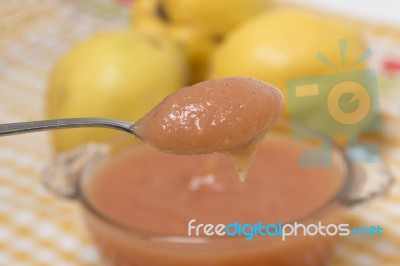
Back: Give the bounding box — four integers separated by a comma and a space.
1, 0, 400, 265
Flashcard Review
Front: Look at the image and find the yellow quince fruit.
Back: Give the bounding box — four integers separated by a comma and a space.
132, 0, 270, 82
47, 30, 188, 152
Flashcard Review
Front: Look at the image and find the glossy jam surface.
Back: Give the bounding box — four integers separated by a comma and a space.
85, 134, 341, 235
134, 76, 284, 181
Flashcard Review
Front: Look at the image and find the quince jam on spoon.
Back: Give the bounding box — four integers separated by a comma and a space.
133, 76, 285, 182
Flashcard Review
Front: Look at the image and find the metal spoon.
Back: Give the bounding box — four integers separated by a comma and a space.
0, 118, 138, 137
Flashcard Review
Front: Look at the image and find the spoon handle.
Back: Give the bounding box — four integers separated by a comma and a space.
0, 118, 134, 137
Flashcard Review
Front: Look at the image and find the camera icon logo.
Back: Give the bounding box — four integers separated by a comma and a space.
287, 40, 381, 167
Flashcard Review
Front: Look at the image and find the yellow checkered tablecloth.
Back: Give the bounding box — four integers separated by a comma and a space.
1, 1, 400, 265
0, 1, 123, 265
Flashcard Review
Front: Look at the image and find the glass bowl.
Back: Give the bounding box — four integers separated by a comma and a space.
43, 121, 392, 266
